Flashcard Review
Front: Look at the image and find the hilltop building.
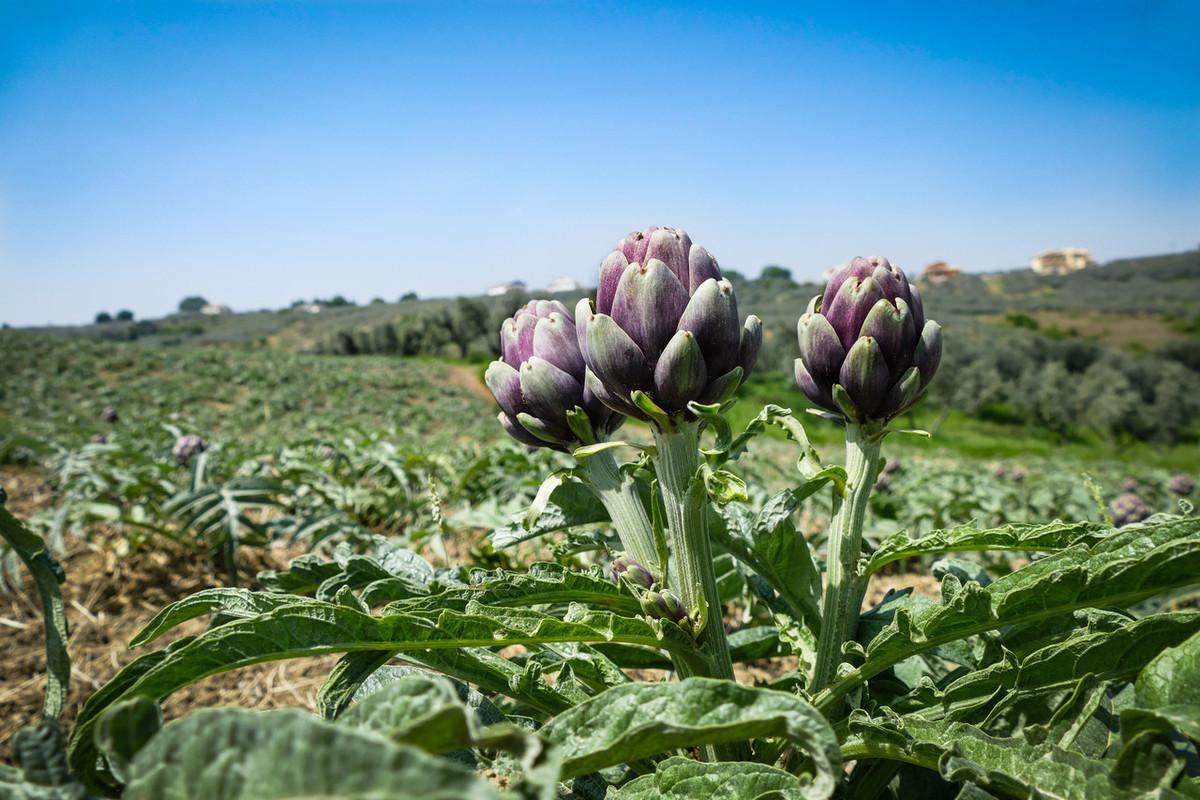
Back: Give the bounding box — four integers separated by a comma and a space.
1031, 248, 1093, 276
922, 261, 962, 284
545, 277, 583, 293
200, 303, 231, 316
486, 280, 527, 297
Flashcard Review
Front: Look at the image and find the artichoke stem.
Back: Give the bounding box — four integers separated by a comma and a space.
579, 449, 661, 576
652, 422, 735, 681
811, 423, 882, 693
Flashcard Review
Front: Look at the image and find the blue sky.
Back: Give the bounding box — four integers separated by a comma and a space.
2, 1, 1197, 326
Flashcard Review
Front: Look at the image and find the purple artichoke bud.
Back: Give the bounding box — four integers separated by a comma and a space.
317, 444, 336, 460
640, 589, 693, 631
486, 299, 622, 451
1010, 466, 1028, 484
91, 434, 108, 444
611, 556, 656, 590
796, 256, 940, 423
173, 434, 208, 465
1122, 478, 1139, 492
578, 227, 761, 420
101, 406, 119, 424
873, 473, 891, 492
1168, 473, 1196, 496
993, 463, 1008, 480
883, 456, 902, 475
1109, 492, 1151, 527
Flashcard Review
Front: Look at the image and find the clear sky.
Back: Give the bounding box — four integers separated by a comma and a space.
2, 1, 1197, 326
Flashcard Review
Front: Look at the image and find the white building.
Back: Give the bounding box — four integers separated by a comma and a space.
1031, 248, 1092, 276
486, 280, 527, 297
200, 303, 231, 316
544, 277, 583, 293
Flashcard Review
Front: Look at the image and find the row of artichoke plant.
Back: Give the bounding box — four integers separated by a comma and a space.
485, 227, 941, 696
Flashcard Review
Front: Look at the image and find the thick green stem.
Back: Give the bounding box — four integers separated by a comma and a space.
580, 449, 661, 576
652, 423, 734, 682
811, 423, 881, 692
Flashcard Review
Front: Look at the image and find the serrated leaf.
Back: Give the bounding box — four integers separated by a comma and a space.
119, 708, 500, 799
491, 478, 610, 549
818, 516, 1200, 712
866, 519, 1108, 575
610, 756, 822, 799
540, 678, 840, 794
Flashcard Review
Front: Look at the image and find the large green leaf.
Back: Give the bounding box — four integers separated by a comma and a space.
67, 597, 697, 789
119, 708, 500, 799
1121, 629, 1200, 743
817, 516, 1200, 712
895, 611, 1200, 726
490, 475, 611, 549
0, 506, 69, 720
713, 482, 834, 633
841, 712, 1188, 800
609, 756, 822, 799
866, 519, 1108, 575
392, 562, 639, 615
540, 678, 840, 795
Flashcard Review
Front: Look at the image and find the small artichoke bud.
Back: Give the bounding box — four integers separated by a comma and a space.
1109, 492, 1150, 527
101, 406, 119, 424
173, 434, 208, 465
1122, 478, 1139, 492
611, 556, 656, 590
91, 434, 108, 444
992, 463, 1008, 480
795, 256, 940, 423
1010, 466, 1028, 484
1167, 473, 1195, 496
317, 444, 336, 460
882, 457, 902, 476
486, 299, 623, 451
873, 473, 891, 492
640, 589, 693, 631
577, 227, 762, 422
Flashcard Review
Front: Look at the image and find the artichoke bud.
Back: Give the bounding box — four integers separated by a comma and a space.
1109, 492, 1150, 527
173, 434, 207, 465
1168, 473, 1195, 496
640, 589, 693, 631
580, 227, 761, 426
611, 556, 657, 590
486, 299, 623, 451
101, 406, 119, 424
795, 256, 940, 423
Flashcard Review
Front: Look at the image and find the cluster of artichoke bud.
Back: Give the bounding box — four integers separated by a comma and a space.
611, 556, 656, 590
101, 406, 119, 424
1168, 473, 1195, 496
1109, 492, 1151, 527
173, 434, 208, 465
485, 300, 623, 451
796, 256, 941, 424
640, 588, 694, 633
576, 227, 762, 421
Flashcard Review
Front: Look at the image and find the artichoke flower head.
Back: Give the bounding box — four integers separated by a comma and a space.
485, 299, 623, 451
576, 226, 762, 424
796, 256, 942, 424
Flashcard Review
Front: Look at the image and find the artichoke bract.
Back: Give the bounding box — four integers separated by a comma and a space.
485, 299, 622, 451
796, 256, 941, 424
575, 227, 762, 422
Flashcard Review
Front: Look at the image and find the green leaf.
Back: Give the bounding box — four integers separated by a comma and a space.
68, 597, 696, 789
713, 482, 834, 634
119, 708, 501, 799
1122, 629, 1200, 742
610, 756, 823, 799
540, 678, 840, 794
94, 698, 162, 784
866, 519, 1108, 575
817, 515, 1200, 712
0, 506, 70, 721
842, 712, 1184, 800
393, 562, 639, 615
491, 476, 610, 549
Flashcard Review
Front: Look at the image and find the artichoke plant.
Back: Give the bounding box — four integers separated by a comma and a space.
1110, 492, 1151, 527
485, 299, 622, 452
796, 256, 941, 424
1168, 473, 1195, 496
575, 227, 761, 422
173, 434, 207, 466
